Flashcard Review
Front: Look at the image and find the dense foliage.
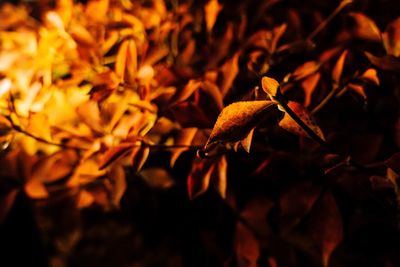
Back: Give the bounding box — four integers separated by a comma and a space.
1, 0, 400, 266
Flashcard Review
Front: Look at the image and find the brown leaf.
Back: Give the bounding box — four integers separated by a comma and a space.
99, 142, 135, 170
108, 163, 126, 207
261, 76, 279, 98
382, 18, 400, 57
220, 52, 239, 97
365, 52, 400, 73
308, 192, 343, 267
349, 12, 381, 42
140, 168, 175, 190
240, 128, 254, 153
170, 128, 197, 167
279, 101, 325, 140
234, 222, 259, 267
332, 50, 348, 85
0, 190, 18, 223
211, 155, 228, 198
130, 145, 150, 172
187, 157, 216, 199
205, 101, 276, 151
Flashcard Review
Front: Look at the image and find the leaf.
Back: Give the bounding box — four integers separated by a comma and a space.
308, 192, 343, 267
170, 79, 202, 106
240, 128, 254, 153
291, 61, 321, 81
0, 189, 18, 223
382, 18, 400, 57
349, 12, 381, 41
187, 157, 216, 199
204, 0, 222, 32
234, 222, 259, 267
361, 68, 380, 85
279, 101, 325, 140
85, 0, 109, 22
26, 112, 52, 141
25, 179, 49, 199
261, 76, 279, 98
211, 155, 227, 198
220, 53, 240, 97
126, 39, 137, 84
99, 142, 135, 170
115, 40, 129, 81
108, 163, 126, 207
76, 190, 95, 209
130, 146, 150, 172
205, 101, 276, 152
170, 128, 197, 167
365, 52, 400, 73
140, 168, 175, 190
347, 83, 366, 99
301, 72, 320, 107
332, 50, 348, 85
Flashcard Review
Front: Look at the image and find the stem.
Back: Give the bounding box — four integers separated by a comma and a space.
307, 0, 353, 41
311, 86, 339, 114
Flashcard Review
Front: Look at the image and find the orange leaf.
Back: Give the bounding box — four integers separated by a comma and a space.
204, 0, 222, 32
170, 128, 197, 167
205, 101, 276, 151
279, 101, 325, 140
99, 143, 135, 170
25, 179, 48, 199
332, 50, 348, 85
349, 12, 381, 42
348, 83, 367, 99
140, 168, 175, 190
130, 146, 150, 172
115, 40, 129, 81
382, 18, 400, 57
361, 68, 380, 85
126, 39, 137, 84
261, 76, 279, 98
211, 155, 228, 198
240, 128, 254, 153
85, 0, 109, 22
108, 164, 126, 207
365, 52, 400, 73
292, 61, 321, 81
220, 53, 239, 97
187, 158, 216, 199
76, 190, 95, 209
301, 72, 320, 107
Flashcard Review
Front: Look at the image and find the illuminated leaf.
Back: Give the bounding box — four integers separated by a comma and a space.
130, 146, 150, 172
187, 157, 216, 199
211, 155, 227, 198
25, 179, 49, 199
347, 83, 366, 99
382, 18, 400, 57
220, 53, 239, 97
85, 0, 109, 22
115, 40, 129, 81
205, 101, 276, 152
76, 190, 95, 209
261, 76, 279, 98
240, 128, 254, 153
332, 50, 348, 85
301, 72, 320, 107
204, 0, 222, 32
349, 12, 381, 42
361, 68, 380, 85
99, 143, 135, 170
292, 61, 321, 81
108, 163, 126, 207
170, 128, 197, 167
140, 168, 175, 189
279, 101, 325, 140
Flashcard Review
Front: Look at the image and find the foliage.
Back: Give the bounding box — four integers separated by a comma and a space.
1, 0, 400, 266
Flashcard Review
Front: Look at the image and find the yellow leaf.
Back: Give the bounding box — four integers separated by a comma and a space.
115, 40, 129, 81
261, 76, 279, 98
26, 112, 52, 141
204, 0, 222, 32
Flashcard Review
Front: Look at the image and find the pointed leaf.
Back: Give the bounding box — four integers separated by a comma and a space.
261, 76, 279, 98
240, 128, 254, 153
349, 12, 381, 42
279, 101, 325, 140
205, 101, 276, 151
332, 50, 348, 85
187, 158, 216, 199
211, 155, 227, 198
99, 143, 135, 170
361, 68, 380, 85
